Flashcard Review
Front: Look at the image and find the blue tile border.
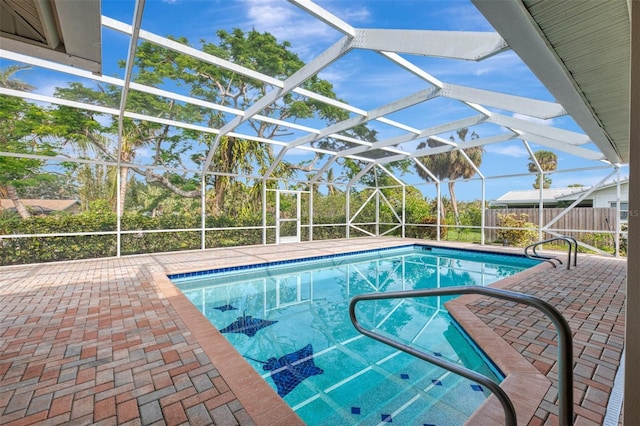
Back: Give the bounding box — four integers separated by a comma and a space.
168, 244, 417, 280
168, 243, 539, 280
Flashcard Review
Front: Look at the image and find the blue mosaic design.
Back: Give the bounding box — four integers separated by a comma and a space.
351, 407, 361, 415
381, 414, 393, 422
432, 379, 442, 386
471, 384, 484, 392
213, 304, 237, 312
433, 352, 442, 357
400, 373, 409, 380
220, 315, 277, 337
263, 344, 323, 397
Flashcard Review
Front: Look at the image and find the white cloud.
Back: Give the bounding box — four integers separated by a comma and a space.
329, 4, 370, 24
433, 3, 495, 31
244, 0, 341, 57
485, 144, 528, 157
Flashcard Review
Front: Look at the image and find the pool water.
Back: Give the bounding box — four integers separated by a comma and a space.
171, 245, 539, 425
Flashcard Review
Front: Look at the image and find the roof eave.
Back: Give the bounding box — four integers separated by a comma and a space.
472, 0, 625, 164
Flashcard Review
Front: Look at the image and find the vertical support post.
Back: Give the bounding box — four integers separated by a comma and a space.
309, 185, 314, 242
615, 167, 621, 257
201, 174, 206, 250
275, 191, 281, 244
626, 4, 640, 424
116, 166, 121, 257
296, 191, 301, 242
436, 182, 441, 241
402, 186, 406, 238
481, 177, 486, 245
538, 173, 544, 241
375, 189, 380, 236
346, 184, 351, 239
262, 180, 267, 245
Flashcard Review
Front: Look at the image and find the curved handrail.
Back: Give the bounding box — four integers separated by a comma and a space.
525, 236, 577, 269
349, 286, 574, 426
562, 235, 578, 267
525, 247, 560, 268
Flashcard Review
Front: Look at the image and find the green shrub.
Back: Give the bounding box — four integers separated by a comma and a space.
413, 217, 447, 240
496, 213, 538, 246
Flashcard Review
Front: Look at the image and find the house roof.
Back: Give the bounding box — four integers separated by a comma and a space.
495, 188, 586, 205
496, 178, 629, 205
555, 178, 629, 201
0, 199, 80, 212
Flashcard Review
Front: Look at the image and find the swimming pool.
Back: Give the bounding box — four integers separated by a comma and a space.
171, 245, 540, 425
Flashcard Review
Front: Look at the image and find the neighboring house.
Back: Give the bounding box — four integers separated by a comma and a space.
493, 179, 629, 220
0, 199, 81, 215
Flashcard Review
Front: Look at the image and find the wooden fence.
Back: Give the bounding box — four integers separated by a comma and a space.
484, 207, 618, 242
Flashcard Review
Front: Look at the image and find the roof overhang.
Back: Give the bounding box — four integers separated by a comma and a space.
473, 0, 630, 164
0, 0, 102, 74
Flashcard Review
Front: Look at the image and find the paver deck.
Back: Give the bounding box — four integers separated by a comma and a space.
0, 237, 626, 425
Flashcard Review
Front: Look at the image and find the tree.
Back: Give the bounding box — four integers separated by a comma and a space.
52, 29, 348, 215
0, 66, 58, 218
528, 150, 557, 189
414, 128, 482, 224
0, 65, 35, 91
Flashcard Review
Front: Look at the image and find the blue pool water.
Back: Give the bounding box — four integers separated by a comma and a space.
171, 245, 539, 425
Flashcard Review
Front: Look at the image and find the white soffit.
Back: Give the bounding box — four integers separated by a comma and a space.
0, 0, 101, 74
472, 0, 629, 163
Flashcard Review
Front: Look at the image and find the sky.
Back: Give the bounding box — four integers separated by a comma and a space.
1, 0, 628, 201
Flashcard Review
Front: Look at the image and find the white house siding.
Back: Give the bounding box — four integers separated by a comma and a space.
590, 183, 629, 208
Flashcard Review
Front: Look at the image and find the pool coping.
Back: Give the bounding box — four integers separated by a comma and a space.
445, 262, 554, 425
154, 241, 555, 425
153, 271, 305, 426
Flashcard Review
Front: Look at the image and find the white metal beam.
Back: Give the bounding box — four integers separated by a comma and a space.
413, 158, 440, 183
348, 163, 375, 187
490, 113, 591, 145
0, 88, 340, 158
380, 52, 443, 87
442, 83, 567, 119
355, 29, 508, 61
309, 157, 338, 185
0, 49, 332, 138
378, 164, 406, 187
340, 114, 488, 157
380, 133, 517, 164
103, 16, 369, 122
517, 133, 605, 161
287, 0, 355, 36
283, 86, 439, 151
201, 35, 355, 174
543, 169, 618, 229
218, 36, 354, 137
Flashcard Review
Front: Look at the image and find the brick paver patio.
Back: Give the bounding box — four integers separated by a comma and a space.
0, 238, 626, 425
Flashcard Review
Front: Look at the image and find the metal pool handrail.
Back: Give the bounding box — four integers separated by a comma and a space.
349, 286, 574, 426
525, 236, 578, 269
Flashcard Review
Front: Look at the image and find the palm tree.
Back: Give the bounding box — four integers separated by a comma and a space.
528, 150, 557, 189
0, 65, 36, 219
0, 65, 35, 91
415, 128, 482, 225
325, 168, 337, 195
